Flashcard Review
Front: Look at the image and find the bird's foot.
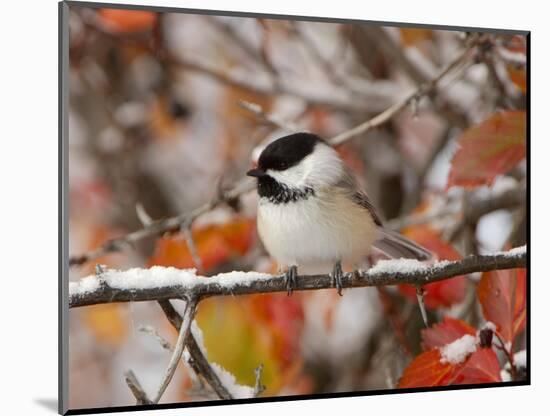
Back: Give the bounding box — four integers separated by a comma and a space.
283, 265, 298, 296
331, 261, 344, 296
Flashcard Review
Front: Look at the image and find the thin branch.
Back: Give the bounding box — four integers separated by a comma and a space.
138, 325, 173, 352
157, 300, 233, 400
69, 177, 253, 266
70, 247, 526, 308
238, 100, 299, 132
415, 287, 429, 327
329, 35, 480, 146
153, 298, 197, 404
69, 36, 482, 267
124, 370, 152, 405
182, 226, 203, 272
387, 183, 526, 231
253, 364, 265, 397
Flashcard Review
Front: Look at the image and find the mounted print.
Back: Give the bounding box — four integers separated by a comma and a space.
59, 1, 529, 414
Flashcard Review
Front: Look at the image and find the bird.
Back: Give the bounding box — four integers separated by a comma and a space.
247, 132, 432, 295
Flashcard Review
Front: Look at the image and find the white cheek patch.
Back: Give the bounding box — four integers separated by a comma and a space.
265, 143, 344, 189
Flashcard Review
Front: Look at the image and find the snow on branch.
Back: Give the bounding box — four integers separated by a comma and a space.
70, 246, 526, 309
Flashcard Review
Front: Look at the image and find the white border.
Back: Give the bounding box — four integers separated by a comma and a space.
3, 0, 546, 415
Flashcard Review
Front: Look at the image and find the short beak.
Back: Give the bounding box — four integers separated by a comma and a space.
247, 168, 266, 178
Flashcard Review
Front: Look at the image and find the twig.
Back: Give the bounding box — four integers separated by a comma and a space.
238, 100, 299, 132
494, 331, 517, 380
182, 226, 203, 272
69, 37, 482, 267
153, 298, 197, 404
138, 325, 173, 352
69, 177, 253, 266
157, 300, 233, 400
415, 286, 429, 327
387, 183, 525, 231
124, 370, 152, 405
253, 364, 265, 397
70, 248, 526, 307
329, 35, 480, 146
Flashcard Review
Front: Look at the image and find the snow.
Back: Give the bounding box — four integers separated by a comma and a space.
69, 276, 100, 296
368, 259, 428, 275
367, 258, 451, 277
500, 245, 527, 257
439, 334, 477, 365
181, 319, 255, 398
513, 350, 527, 368
503, 349, 527, 375
482, 321, 497, 332
500, 369, 512, 382
69, 267, 272, 297
211, 364, 255, 399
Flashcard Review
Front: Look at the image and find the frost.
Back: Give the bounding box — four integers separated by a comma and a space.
211, 363, 255, 399
439, 334, 477, 365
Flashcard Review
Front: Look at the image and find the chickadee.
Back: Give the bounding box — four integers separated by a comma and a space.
247, 132, 431, 295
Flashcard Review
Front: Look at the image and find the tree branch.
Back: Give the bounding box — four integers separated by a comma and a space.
70, 247, 526, 308
156, 300, 234, 400
124, 370, 152, 405
153, 298, 197, 404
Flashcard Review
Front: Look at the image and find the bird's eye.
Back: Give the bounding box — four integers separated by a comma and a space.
279, 162, 288, 169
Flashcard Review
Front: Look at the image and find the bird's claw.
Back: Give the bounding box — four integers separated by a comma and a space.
284, 265, 298, 296
331, 261, 344, 296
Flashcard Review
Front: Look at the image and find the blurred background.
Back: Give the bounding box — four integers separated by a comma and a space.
67, 5, 527, 409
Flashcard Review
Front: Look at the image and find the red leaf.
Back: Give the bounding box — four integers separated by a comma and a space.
398, 349, 455, 388
477, 268, 527, 343
447, 111, 526, 188
422, 317, 477, 350
447, 348, 502, 384
248, 293, 304, 367
399, 226, 466, 308
399, 344, 501, 388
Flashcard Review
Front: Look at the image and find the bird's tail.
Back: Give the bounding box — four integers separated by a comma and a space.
373, 228, 433, 261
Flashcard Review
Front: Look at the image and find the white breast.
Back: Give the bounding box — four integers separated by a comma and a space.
256, 188, 377, 269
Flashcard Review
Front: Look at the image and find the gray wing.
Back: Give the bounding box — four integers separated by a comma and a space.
336, 166, 432, 261
335, 165, 383, 226
351, 191, 383, 226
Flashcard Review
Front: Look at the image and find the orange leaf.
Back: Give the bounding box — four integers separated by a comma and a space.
477, 268, 527, 343
399, 226, 466, 308
447, 111, 526, 188
83, 304, 128, 347
399, 28, 433, 46
421, 317, 477, 350
507, 66, 526, 93
98, 9, 157, 34
148, 218, 255, 271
